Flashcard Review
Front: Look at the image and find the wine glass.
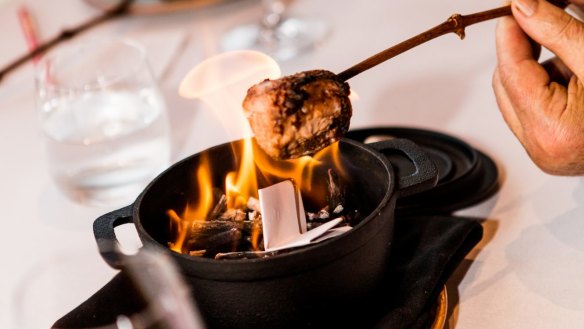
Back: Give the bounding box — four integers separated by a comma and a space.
220, 0, 329, 61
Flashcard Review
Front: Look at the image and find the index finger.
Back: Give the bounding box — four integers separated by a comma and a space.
495, 15, 553, 113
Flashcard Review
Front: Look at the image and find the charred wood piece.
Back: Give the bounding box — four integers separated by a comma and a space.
327, 169, 345, 214
208, 194, 227, 220
307, 208, 330, 222
217, 208, 246, 222
188, 250, 207, 257
186, 221, 243, 250
214, 250, 281, 260
202, 228, 243, 257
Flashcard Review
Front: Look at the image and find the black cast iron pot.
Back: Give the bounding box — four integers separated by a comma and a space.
93, 137, 437, 329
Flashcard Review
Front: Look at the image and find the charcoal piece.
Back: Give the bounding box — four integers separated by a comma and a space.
188, 250, 206, 257
214, 250, 281, 260
185, 220, 243, 250
327, 169, 345, 214
217, 209, 246, 222
307, 207, 331, 223
208, 194, 227, 220
203, 228, 243, 257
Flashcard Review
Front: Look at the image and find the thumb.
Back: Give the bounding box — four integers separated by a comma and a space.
511, 0, 584, 78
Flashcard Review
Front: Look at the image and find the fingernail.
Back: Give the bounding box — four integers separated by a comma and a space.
513, 0, 538, 17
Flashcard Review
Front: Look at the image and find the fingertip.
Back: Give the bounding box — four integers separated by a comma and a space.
512, 0, 538, 17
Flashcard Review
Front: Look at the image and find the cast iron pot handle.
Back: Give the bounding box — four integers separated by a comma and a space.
368, 138, 438, 198
93, 204, 134, 270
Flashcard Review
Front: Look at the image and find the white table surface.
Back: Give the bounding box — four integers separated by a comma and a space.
1, 0, 583, 328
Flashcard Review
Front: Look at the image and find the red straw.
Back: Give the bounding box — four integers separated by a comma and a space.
17, 5, 41, 62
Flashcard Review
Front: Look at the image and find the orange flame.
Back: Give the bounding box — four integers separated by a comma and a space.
225, 138, 258, 209
169, 152, 214, 253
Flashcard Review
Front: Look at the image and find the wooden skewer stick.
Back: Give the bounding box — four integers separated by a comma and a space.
337, 0, 569, 82
337, 5, 511, 81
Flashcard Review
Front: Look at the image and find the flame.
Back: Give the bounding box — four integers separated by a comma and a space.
225, 138, 258, 209
170, 51, 347, 254
349, 88, 360, 102
168, 152, 214, 253
251, 141, 335, 198
179, 50, 281, 140
179, 51, 281, 100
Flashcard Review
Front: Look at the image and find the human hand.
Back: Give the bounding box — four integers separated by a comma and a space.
492, 0, 584, 175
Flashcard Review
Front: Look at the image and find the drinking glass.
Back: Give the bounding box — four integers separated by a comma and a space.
35, 38, 172, 208
220, 0, 329, 61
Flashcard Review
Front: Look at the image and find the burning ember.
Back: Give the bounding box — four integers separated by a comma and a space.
172, 51, 362, 260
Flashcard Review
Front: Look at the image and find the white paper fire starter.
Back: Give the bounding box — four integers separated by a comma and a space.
259, 180, 350, 252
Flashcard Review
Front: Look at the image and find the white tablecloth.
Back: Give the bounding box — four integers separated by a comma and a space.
1, 0, 583, 328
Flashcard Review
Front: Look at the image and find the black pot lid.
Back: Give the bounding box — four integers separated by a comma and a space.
345, 126, 500, 214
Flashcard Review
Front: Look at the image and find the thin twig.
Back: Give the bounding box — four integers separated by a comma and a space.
0, 0, 134, 83
337, 6, 510, 81
337, 1, 569, 81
